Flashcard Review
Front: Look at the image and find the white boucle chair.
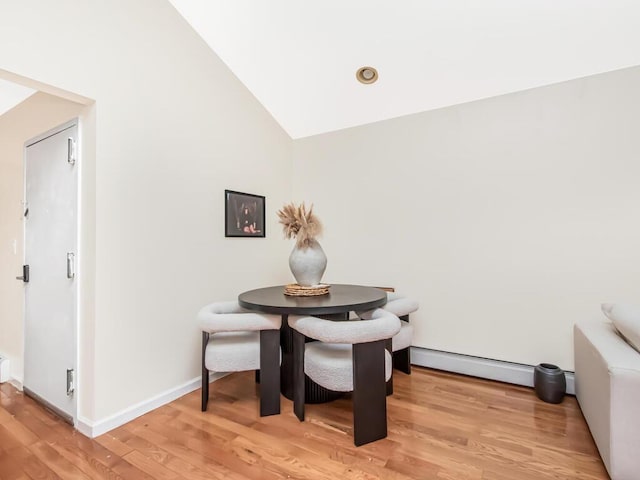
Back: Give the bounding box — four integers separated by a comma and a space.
289, 309, 401, 446
379, 292, 419, 374
198, 301, 282, 417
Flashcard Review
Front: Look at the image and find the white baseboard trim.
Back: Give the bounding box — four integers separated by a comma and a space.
75, 349, 576, 438
411, 347, 575, 396
76, 371, 227, 438
9, 375, 23, 391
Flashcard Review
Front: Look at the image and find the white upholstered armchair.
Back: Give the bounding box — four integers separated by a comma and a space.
379, 292, 419, 374
198, 301, 282, 416
289, 309, 401, 446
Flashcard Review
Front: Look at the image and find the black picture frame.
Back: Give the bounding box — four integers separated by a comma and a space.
225, 190, 266, 238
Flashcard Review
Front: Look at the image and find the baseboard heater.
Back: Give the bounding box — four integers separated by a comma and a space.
411, 347, 576, 395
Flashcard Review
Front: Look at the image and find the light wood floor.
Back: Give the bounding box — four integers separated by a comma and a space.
0, 367, 608, 479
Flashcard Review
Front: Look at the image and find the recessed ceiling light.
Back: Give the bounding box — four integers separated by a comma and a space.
356, 66, 378, 84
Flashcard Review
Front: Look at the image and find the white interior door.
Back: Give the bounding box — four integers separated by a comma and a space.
23, 121, 78, 423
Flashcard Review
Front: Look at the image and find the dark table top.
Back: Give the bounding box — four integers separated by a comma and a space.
238, 284, 387, 316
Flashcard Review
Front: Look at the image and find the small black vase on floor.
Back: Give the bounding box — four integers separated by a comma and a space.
534, 363, 566, 404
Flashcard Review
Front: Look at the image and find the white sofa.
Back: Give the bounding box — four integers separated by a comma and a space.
574, 305, 640, 480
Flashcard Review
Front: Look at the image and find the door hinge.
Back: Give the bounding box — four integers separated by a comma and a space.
66, 252, 75, 279
66, 369, 75, 396
67, 138, 76, 165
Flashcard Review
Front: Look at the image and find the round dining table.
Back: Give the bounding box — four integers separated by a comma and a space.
239, 284, 388, 402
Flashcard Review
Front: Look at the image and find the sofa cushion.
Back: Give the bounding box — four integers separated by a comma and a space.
601, 303, 640, 353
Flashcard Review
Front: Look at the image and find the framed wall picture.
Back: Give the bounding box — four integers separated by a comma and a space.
225, 190, 266, 237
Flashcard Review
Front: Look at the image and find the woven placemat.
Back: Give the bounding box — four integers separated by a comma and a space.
284, 283, 331, 296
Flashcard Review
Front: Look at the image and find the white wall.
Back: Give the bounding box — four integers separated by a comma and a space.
3, 1, 637, 431
293, 66, 640, 371
0, 0, 292, 423
0, 92, 87, 384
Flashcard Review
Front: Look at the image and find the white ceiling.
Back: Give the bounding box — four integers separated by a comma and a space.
0, 78, 35, 117
186, 2, 638, 138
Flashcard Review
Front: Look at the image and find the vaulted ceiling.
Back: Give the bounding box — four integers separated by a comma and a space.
2, 2, 638, 136
169, 0, 640, 138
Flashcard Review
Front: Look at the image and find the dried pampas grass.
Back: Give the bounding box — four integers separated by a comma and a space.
277, 202, 323, 249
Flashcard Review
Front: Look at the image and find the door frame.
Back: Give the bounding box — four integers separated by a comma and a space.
22, 117, 82, 426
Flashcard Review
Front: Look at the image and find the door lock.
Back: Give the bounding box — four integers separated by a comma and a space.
16, 265, 29, 283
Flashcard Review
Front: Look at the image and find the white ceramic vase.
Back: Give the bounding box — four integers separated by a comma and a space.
289, 240, 327, 286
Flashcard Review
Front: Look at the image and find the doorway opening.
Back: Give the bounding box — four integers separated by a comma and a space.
0, 71, 94, 428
